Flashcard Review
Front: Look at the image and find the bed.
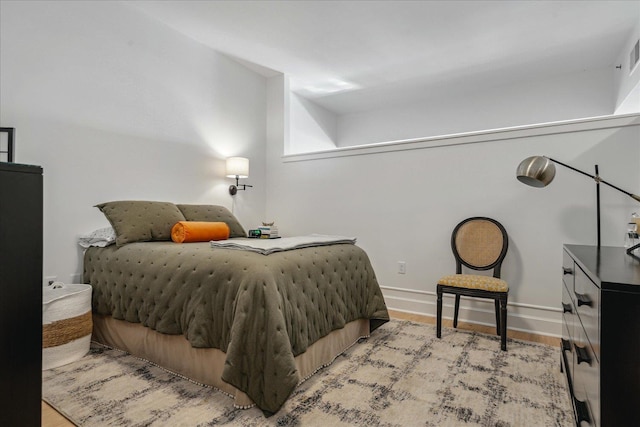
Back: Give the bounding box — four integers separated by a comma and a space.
82, 201, 389, 414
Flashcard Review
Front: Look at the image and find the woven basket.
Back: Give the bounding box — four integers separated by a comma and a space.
42, 283, 92, 370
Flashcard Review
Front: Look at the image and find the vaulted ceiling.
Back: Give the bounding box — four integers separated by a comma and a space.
130, 0, 640, 115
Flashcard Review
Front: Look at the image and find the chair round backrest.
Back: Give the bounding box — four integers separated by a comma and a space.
451, 217, 508, 276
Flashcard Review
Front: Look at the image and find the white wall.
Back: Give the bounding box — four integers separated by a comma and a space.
289, 93, 338, 154
266, 114, 640, 336
334, 68, 613, 147
614, 20, 640, 114
0, 1, 267, 284
266, 75, 289, 205
279, 31, 639, 336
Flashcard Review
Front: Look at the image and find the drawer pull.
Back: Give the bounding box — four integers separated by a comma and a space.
575, 397, 592, 425
562, 267, 573, 275
561, 338, 572, 353
575, 292, 592, 307
575, 343, 592, 365
562, 302, 573, 314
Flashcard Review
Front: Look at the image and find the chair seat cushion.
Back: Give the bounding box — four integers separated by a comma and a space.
438, 274, 508, 292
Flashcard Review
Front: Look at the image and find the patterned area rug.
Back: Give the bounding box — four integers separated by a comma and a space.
42, 320, 573, 426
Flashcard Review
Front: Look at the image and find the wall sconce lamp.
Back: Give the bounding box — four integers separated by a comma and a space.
226, 157, 252, 196
516, 155, 640, 253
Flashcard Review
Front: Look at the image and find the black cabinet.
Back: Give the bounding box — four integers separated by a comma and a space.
0, 162, 43, 426
561, 245, 640, 427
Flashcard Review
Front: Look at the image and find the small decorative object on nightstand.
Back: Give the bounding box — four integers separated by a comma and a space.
248, 222, 280, 239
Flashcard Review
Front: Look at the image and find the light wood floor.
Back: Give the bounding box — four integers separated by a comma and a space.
388, 309, 560, 346
42, 310, 559, 426
42, 402, 73, 427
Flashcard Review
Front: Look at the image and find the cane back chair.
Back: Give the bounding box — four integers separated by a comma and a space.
436, 217, 509, 351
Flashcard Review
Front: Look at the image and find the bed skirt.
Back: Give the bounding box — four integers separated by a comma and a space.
92, 314, 370, 409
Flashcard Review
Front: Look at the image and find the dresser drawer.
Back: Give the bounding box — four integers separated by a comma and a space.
560, 313, 574, 389
562, 282, 576, 334
562, 282, 578, 346
573, 324, 599, 426
574, 265, 600, 361
584, 354, 600, 427
562, 250, 575, 291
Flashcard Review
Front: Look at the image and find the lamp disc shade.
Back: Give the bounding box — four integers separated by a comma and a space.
226, 157, 249, 178
516, 156, 556, 188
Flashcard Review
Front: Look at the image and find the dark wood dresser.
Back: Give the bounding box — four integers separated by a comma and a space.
0, 162, 43, 426
561, 244, 640, 427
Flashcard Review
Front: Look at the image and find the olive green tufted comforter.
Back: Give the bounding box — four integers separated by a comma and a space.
83, 241, 389, 413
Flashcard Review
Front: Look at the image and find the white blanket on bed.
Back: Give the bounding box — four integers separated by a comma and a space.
210, 234, 356, 255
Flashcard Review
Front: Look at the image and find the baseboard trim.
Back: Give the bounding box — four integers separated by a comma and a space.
381, 285, 562, 338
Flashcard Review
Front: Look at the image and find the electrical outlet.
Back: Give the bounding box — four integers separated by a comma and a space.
398, 261, 406, 274
44, 275, 57, 286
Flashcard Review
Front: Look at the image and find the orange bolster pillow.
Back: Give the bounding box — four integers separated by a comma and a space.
171, 221, 230, 243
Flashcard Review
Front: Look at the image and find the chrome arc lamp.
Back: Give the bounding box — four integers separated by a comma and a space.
516, 155, 640, 253
226, 157, 252, 196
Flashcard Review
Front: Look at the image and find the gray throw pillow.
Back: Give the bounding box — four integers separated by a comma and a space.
96, 200, 186, 246
176, 204, 246, 238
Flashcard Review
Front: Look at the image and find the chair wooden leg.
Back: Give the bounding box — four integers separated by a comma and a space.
494, 299, 500, 335
453, 294, 460, 328
436, 286, 443, 338
500, 295, 508, 351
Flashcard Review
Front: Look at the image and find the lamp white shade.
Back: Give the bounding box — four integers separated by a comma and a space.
226, 157, 249, 178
